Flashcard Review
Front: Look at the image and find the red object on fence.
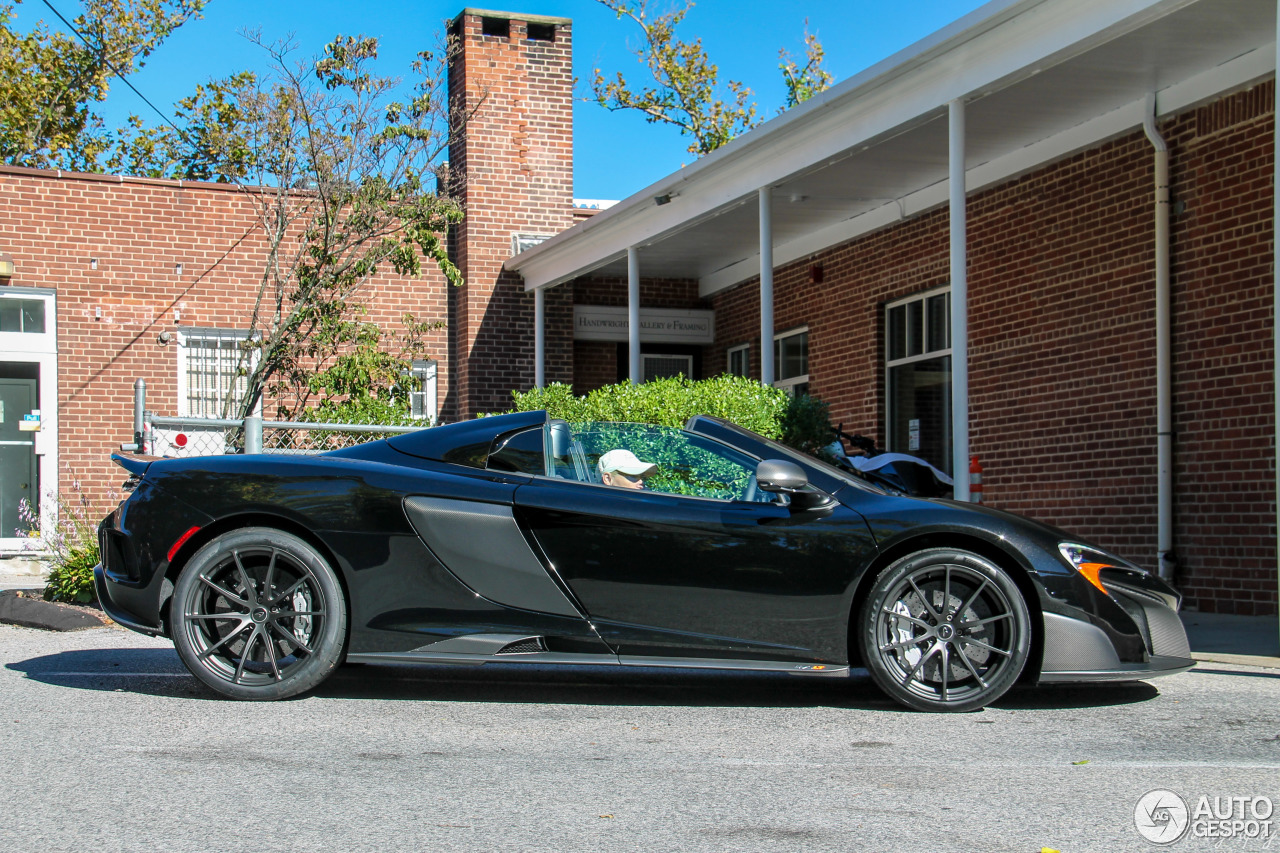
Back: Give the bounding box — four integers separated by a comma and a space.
969, 455, 984, 503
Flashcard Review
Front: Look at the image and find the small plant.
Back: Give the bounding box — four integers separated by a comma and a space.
18, 482, 111, 604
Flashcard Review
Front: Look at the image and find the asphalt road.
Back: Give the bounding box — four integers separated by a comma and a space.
1, 623, 1277, 853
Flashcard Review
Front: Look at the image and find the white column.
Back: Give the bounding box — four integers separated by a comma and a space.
759, 187, 775, 386
949, 99, 971, 501
627, 246, 641, 383
534, 287, 545, 388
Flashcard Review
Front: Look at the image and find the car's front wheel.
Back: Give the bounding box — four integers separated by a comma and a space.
171, 527, 347, 700
858, 548, 1030, 712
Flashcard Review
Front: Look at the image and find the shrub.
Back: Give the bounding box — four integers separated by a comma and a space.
780, 392, 839, 461
510, 375, 834, 456
18, 484, 105, 604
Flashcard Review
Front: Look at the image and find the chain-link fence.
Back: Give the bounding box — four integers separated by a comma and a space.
123, 379, 427, 457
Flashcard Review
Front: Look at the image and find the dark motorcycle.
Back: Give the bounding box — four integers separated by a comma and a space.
827, 424, 954, 499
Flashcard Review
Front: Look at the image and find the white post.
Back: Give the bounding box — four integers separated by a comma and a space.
759, 187, 775, 386
534, 287, 545, 388
949, 99, 971, 502
627, 246, 641, 383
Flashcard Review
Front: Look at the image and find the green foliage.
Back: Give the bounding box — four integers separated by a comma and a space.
17, 484, 105, 604
0, 0, 205, 170
163, 33, 466, 419
780, 392, 838, 461
511, 375, 791, 437
591, 0, 757, 155
44, 545, 98, 604
510, 377, 841, 494
779, 20, 834, 109
591, 1, 832, 155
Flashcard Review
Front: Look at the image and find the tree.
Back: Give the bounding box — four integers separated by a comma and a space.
0, 0, 205, 170
590, 0, 756, 155
779, 20, 833, 109
590, 0, 832, 155
124, 32, 472, 420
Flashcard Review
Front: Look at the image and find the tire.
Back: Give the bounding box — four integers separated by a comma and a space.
858, 548, 1030, 712
171, 527, 347, 701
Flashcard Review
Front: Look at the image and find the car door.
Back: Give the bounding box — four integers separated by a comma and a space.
513, 425, 878, 664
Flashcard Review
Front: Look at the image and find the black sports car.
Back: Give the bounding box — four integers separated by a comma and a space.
95, 410, 1194, 712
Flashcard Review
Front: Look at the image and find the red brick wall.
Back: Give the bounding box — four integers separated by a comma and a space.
1166, 86, 1276, 614
707, 85, 1276, 614
447, 11, 575, 418
0, 167, 447, 510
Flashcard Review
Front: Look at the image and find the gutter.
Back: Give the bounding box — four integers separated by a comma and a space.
1142, 93, 1175, 583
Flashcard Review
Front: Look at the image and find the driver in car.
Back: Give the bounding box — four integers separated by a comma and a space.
597, 449, 657, 490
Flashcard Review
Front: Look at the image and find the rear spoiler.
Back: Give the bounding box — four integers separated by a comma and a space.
111, 452, 159, 477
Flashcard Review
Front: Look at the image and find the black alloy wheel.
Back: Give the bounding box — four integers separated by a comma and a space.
859, 548, 1030, 712
171, 527, 347, 700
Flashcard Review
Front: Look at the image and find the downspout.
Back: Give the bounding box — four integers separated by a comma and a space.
1142, 93, 1175, 583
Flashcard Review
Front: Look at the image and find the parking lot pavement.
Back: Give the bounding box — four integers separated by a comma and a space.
2, 623, 1278, 853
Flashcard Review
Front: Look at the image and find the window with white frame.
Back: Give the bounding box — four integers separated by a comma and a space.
408, 360, 438, 423
642, 353, 693, 382
726, 343, 749, 378
176, 328, 256, 418
885, 287, 951, 472
772, 327, 809, 397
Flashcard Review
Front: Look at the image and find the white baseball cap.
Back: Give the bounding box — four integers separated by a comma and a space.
597, 448, 657, 478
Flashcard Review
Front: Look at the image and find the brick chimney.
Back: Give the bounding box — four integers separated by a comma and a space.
446, 8, 575, 420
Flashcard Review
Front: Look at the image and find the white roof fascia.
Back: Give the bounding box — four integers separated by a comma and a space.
510, 0, 1197, 292
698, 42, 1276, 297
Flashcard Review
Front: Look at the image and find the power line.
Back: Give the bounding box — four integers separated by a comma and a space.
39, 0, 194, 143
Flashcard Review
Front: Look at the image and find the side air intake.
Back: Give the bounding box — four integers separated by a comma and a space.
496, 637, 546, 655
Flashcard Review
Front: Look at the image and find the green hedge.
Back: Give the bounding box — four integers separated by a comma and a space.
510, 375, 835, 459
510, 376, 789, 436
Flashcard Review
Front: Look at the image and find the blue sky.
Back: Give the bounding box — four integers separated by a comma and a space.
17, 0, 989, 199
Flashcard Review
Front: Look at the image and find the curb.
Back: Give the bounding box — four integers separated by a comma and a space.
1191, 652, 1280, 671
0, 589, 112, 632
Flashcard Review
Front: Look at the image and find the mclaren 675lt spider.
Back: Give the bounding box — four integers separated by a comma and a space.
95, 410, 1194, 712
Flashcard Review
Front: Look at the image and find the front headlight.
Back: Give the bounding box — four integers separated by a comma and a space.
1058, 542, 1143, 595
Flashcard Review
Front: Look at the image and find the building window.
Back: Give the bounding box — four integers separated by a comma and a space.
0, 297, 45, 334
511, 233, 553, 256
642, 353, 693, 382
408, 360, 438, 423
176, 328, 256, 418
773, 327, 809, 397
726, 344, 749, 378
885, 288, 951, 472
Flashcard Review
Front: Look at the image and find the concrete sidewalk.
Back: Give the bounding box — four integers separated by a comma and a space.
1180, 610, 1280, 668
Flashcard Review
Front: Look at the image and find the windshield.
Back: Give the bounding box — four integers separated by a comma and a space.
549, 422, 773, 502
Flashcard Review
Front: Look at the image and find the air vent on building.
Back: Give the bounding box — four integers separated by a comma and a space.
527, 22, 555, 42
482, 17, 509, 38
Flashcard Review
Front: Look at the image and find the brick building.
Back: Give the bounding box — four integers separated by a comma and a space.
499, 0, 1279, 615
0, 0, 1276, 615
0, 170, 451, 553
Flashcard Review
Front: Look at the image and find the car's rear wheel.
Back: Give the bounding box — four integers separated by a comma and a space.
858, 548, 1030, 712
171, 527, 347, 700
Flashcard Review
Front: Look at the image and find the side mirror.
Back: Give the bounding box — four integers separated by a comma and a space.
756, 459, 809, 493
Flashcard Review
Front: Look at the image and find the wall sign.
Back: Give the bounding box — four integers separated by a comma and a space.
573, 306, 715, 344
